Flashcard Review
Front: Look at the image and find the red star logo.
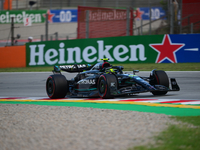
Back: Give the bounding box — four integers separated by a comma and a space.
134, 8, 144, 20
43, 10, 55, 23
149, 35, 185, 63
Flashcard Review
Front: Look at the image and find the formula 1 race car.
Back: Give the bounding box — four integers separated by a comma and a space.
46, 58, 180, 99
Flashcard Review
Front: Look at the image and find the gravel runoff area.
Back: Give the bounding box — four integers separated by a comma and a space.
0, 104, 179, 150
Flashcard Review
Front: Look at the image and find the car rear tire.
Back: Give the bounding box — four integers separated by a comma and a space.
46, 74, 68, 99
150, 70, 169, 95
98, 74, 118, 99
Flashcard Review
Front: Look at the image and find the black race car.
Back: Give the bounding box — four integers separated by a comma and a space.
46, 58, 180, 99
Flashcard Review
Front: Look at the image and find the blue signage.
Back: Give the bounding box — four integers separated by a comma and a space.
48, 7, 165, 23
150, 34, 200, 63
135, 7, 166, 20
170, 34, 200, 63
49, 9, 77, 23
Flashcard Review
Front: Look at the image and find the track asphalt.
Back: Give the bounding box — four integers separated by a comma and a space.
0, 71, 200, 116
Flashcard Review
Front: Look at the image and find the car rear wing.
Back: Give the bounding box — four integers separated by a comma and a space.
54, 64, 94, 73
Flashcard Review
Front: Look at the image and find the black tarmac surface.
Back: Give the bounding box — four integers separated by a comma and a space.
0, 71, 199, 99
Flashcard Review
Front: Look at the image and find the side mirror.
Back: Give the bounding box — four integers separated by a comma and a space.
133, 69, 139, 75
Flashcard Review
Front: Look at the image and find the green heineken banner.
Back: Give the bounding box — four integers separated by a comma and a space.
26, 34, 200, 67
0, 10, 47, 24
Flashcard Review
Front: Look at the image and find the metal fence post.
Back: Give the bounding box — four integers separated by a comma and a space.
0, 0, 3, 10
45, 14, 48, 41
126, 7, 130, 36
16, 0, 18, 10
149, 0, 151, 35
37, 0, 39, 10
55, 32, 58, 40
179, 0, 182, 34
188, 16, 190, 33
83, 0, 86, 6
86, 10, 89, 39
60, 0, 62, 9
170, 2, 174, 34
190, 23, 193, 33
11, 17, 14, 46
26, 0, 28, 10
115, 0, 119, 8
41, 35, 44, 41
141, 19, 143, 35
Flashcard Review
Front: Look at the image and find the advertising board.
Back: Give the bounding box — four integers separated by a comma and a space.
135, 7, 166, 20
26, 34, 200, 67
49, 9, 77, 23
0, 9, 77, 24
0, 10, 46, 24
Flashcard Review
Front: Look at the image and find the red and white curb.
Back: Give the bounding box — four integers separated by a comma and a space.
0, 97, 200, 105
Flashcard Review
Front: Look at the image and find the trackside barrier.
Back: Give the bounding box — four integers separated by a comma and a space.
1, 34, 200, 68
0, 45, 26, 68
26, 34, 200, 67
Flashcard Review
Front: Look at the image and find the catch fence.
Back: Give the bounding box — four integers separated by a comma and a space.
0, 0, 200, 47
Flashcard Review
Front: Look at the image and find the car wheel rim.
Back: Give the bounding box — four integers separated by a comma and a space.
47, 80, 53, 94
99, 79, 105, 94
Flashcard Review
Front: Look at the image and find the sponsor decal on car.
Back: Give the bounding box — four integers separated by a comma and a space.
78, 79, 96, 84
60, 64, 87, 69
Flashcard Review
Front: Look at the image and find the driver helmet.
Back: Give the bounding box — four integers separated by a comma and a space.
102, 62, 110, 68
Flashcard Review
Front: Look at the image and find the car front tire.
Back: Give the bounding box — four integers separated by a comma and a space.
150, 70, 169, 95
98, 74, 118, 99
46, 74, 68, 99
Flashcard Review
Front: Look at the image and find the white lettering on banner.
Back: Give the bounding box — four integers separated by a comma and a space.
89, 9, 127, 21
60, 11, 72, 22
58, 43, 65, 64
10, 14, 16, 22
113, 45, 129, 62
97, 40, 114, 62
0, 11, 42, 23
60, 11, 65, 22
35, 14, 42, 22
66, 11, 72, 22
129, 44, 147, 61
29, 44, 45, 65
28, 41, 147, 66
29, 14, 34, 22
66, 47, 82, 63
45, 49, 58, 65
151, 8, 160, 20
16, 14, 22, 23
6, 12, 9, 22
22, 11, 28, 22
83, 46, 97, 63
0, 14, 6, 23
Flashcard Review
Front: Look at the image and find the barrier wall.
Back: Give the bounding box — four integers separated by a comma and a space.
26, 34, 200, 67
77, 6, 133, 39
1, 34, 200, 68
0, 45, 26, 68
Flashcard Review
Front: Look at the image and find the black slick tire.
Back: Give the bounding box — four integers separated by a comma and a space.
97, 74, 118, 99
46, 74, 68, 99
150, 70, 169, 95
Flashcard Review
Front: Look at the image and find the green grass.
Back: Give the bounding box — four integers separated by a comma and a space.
129, 116, 200, 150
0, 63, 200, 72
